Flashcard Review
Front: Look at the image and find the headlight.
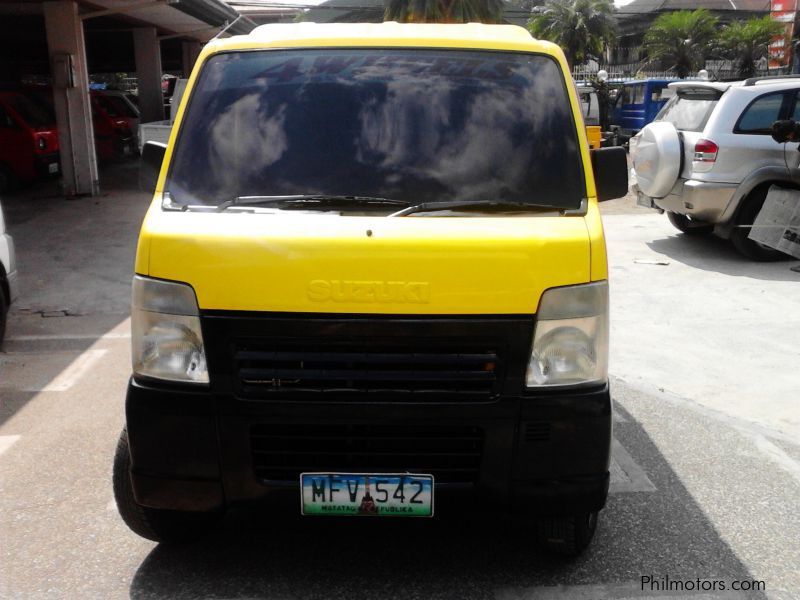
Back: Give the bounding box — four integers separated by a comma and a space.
526, 281, 608, 388
131, 275, 208, 384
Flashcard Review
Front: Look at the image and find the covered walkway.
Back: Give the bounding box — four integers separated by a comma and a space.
0, 0, 255, 196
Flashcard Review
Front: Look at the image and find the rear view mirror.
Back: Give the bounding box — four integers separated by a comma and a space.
591, 147, 628, 202
139, 141, 167, 194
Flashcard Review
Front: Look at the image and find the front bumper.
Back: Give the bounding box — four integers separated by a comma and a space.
33, 153, 60, 178
126, 311, 611, 517
126, 378, 611, 517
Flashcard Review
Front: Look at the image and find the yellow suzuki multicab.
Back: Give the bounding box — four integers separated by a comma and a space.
114, 22, 628, 555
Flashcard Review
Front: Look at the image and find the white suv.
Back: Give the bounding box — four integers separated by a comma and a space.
630, 76, 800, 260
0, 200, 17, 346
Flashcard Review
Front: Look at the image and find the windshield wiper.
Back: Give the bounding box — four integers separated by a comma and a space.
388, 200, 554, 217
216, 195, 409, 212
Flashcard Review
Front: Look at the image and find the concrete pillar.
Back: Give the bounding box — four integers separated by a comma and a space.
133, 28, 164, 123
43, 0, 99, 196
181, 41, 203, 78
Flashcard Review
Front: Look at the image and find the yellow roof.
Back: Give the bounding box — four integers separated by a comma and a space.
202, 22, 561, 56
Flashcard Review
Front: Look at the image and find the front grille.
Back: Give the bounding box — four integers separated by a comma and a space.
524, 421, 551, 442
201, 313, 534, 400
250, 423, 484, 484
235, 342, 501, 401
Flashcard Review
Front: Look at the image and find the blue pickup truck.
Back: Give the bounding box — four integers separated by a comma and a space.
610, 78, 678, 145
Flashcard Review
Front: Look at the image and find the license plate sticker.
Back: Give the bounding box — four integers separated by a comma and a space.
48, 163, 59, 174
301, 473, 434, 517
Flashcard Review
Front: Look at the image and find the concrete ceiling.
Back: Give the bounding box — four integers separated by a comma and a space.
0, 0, 254, 41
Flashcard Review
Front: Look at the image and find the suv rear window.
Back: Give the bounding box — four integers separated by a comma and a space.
655, 91, 719, 132
166, 49, 585, 210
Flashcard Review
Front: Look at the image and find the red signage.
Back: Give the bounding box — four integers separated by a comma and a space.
769, 0, 797, 69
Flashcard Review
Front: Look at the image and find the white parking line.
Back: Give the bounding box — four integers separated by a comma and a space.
752, 434, 800, 487
6, 333, 131, 341
609, 438, 657, 494
27, 349, 108, 392
0, 435, 21, 457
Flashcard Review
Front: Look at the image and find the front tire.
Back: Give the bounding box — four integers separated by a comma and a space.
730, 188, 788, 261
112, 428, 222, 543
666, 211, 713, 235
536, 511, 598, 556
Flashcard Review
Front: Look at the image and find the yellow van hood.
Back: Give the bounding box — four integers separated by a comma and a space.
137, 209, 594, 315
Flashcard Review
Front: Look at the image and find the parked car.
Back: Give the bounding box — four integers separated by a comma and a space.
90, 90, 136, 160
630, 76, 800, 260
115, 22, 628, 555
610, 78, 678, 146
124, 91, 139, 109
96, 90, 140, 150
0, 91, 60, 192
0, 200, 18, 347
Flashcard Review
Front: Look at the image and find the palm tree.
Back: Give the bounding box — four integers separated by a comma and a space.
527, 0, 616, 69
721, 16, 784, 79
643, 9, 719, 78
384, 0, 504, 23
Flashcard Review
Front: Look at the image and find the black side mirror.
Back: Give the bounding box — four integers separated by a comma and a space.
591, 146, 628, 202
139, 141, 167, 194
771, 119, 800, 143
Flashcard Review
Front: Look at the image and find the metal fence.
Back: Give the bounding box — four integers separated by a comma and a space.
572, 65, 775, 82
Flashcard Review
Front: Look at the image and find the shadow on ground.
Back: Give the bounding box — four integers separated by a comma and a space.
129, 403, 766, 600
646, 232, 800, 283
0, 159, 142, 425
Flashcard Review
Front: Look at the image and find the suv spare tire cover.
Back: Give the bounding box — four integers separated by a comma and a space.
633, 121, 682, 198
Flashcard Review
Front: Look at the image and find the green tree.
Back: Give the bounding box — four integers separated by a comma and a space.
527, 0, 616, 69
643, 9, 719, 78
721, 16, 784, 78
384, 0, 504, 23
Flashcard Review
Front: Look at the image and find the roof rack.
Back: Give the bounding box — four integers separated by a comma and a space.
743, 75, 800, 86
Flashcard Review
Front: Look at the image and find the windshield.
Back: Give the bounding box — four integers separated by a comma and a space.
6, 93, 54, 128
166, 49, 585, 210
656, 92, 719, 132
103, 94, 138, 118
94, 94, 121, 118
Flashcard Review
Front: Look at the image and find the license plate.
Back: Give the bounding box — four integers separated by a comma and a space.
301, 473, 434, 517
48, 163, 59, 174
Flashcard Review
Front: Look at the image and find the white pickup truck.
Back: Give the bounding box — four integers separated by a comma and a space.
137, 79, 188, 153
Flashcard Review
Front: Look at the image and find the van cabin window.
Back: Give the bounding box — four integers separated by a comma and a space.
630, 85, 645, 105
166, 49, 585, 211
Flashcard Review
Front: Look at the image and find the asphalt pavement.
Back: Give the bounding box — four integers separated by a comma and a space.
1, 167, 798, 599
